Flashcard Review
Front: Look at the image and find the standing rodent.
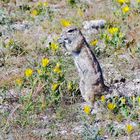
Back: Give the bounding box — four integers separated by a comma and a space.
58, 27, 108, 106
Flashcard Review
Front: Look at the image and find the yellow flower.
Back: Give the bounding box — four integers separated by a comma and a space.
53, 63, 62, 74
90, 39, 98, 46
101, 95, 105, 102
117, 0, 124, 4
16, 78, 23, 86
52, 83, 59, 91
37, 69, 42, 75
67, 81, 73, 91
50, 43, 59, 52
107, 103, 116, 110
43, 2, 48, 6
6, 39, 14, 48
137, 0, 140, 3
132, 96, 135, 102
60, 19, 71, 27
108, 27, 119, 35
8, 39, 14, 45
42, 58, 49, 67
84, 105, 91, 115
31, 9, 38, 16
117, 0, 130, 4
122, 5, 130, 13
126, 124, 134, 134
138, 97, 140, 105
120, 97, 126, 104
25, 68, 33, 77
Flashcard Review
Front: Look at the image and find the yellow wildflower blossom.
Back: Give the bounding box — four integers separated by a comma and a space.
107, 103, 116, 110
108, 27, 119, 35
16, 78, 23, 86
138, 97, 140, 105
6, 39, 14, 48
101, 95, 105, 102
43, 2, 48, 6
90, 39, 98, 46
52, 83, 59, 91
126, 124, 134, 134
42, 58, 49, 67
5, 44, 10, 48
53, 63, 62, 74
51, 43, 59, 52
122, 5, 130, 13
120, 97, 126, 104
117, 0, 130, 4
25, 68, 33, 77
31, 9, 38, 17
132, 96, 135, 103
84, 105, 91, 115
8, 39, 14, 45
137, 0, 140, 3
60, 19, 71, 27
67, 81, 73, 91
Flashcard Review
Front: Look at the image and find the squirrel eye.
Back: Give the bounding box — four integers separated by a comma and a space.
67, 28, 77, 33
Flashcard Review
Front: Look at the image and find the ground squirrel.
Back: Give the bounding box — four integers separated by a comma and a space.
58, 27, 108, 106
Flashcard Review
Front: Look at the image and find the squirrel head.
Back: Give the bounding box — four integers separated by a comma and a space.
58, 27, 85, 53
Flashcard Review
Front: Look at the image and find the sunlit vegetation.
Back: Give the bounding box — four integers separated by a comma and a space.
0, 0, 140, 139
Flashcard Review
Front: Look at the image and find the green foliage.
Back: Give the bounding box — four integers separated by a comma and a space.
80, 95, 140, 139
4, 39, 25, 56
1, 0, 10, 3
0, 9, 12, 25
100, 26, 126, 54
67, 0, 77, 7
11, 40, 80, 127
82, 124, 103, 140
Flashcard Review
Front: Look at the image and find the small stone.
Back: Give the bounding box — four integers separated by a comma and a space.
83, 20, 106, 30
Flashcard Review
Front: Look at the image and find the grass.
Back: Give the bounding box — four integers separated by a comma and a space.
0, 0, 140, 139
